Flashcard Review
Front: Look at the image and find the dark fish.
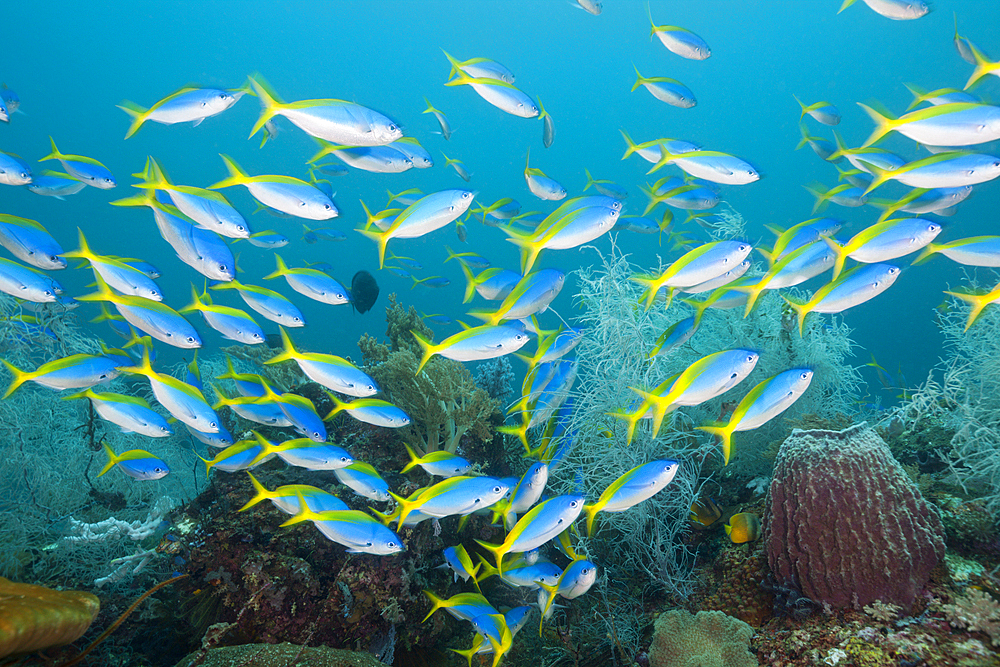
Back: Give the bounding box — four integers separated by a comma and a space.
350, 270, 380, 314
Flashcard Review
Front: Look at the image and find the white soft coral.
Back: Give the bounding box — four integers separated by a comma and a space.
746, 476, 770, 496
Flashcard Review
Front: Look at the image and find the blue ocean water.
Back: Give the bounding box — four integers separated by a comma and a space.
3, 1, 998, 398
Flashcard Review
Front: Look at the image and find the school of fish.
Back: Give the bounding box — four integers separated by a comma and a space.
3, 1, 1000, 663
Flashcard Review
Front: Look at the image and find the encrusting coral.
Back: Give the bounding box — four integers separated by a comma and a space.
648, 609, 758, 667
173, 643, 391, 667
358, 294, 498, 455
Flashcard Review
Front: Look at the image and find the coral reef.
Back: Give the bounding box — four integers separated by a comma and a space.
648, 609, 758, 667
936, 496, 997, 555
545, 237, 861, 603
357, 294, 499, 455
167, 468, 449, 659
764, 423, 946, 612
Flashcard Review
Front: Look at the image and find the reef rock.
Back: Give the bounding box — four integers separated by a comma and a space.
764, 423, 945, 611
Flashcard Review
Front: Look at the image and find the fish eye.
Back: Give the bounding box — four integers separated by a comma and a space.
20, 172, 28, 179
389, 124, 397, 132
219, 264, 228, 272
324, 204, 332, 210
801, 372, 810, 380
299, 201, 306, 207
105, 178, 113, 183
493, 485, 502, 493
210, 421, 218, 429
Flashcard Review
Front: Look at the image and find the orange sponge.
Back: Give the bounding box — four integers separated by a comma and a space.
0, 577, 100, 658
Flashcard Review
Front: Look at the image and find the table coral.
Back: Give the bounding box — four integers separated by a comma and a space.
764, 423, 945, 612
648, 609, 758, 667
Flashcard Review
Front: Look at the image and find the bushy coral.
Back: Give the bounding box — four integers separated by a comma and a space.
543, 234, 861, 609
358, 294, 499, 455
648, 609, 758, 667
472, 356, 516, 405
0, 295, 205, 588
886, 295, 1000, 519
943, 588, 1000, 646
764, 423, 946, 612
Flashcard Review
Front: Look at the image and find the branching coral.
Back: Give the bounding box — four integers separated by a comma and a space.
358, 294, 499, 455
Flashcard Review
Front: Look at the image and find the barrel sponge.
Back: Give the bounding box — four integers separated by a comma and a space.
0, 577, 100, 658
649, 610, 758, 667
763, 423, 945, 611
